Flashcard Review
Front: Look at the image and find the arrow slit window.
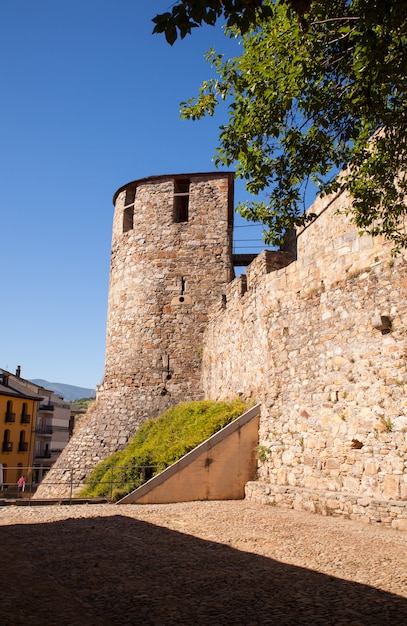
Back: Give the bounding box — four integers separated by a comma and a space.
174, 179, 190, 223
123, 187, 136, 233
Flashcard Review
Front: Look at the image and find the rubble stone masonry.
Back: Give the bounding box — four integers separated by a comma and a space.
202, 188, 407, 528
37, 174, 407, 528
35, 172, 234, 497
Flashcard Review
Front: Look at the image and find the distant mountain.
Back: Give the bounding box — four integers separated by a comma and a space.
30, 379, 96, 402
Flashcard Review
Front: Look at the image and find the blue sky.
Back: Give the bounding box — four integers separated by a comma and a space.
0, 1, 281, 390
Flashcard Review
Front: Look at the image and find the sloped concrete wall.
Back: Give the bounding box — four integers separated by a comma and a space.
118, 405, 260, 504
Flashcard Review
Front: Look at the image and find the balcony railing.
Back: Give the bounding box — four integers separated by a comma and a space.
5, 412, 15, 423
35, 450, 51, 459
18, 442, 28, 452
35, 426, 53, 435
2, 441, 13, 452
20, 414, 31, 424
39, 404, 54, 411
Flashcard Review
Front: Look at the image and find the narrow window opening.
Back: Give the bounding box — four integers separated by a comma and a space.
162, 353, 172, 380
19, 430, 28, 452
178, 276, 186, 302
2, 429, 12, 452
21, 402, 30, 424
174, 179, 190, 223
123, 187, 136, 233
5, 400, 15, 423
123, 207, 134, 233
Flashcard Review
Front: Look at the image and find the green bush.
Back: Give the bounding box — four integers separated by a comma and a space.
79, 398, 250, 500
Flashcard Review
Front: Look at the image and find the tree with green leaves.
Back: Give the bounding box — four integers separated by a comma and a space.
152, 0, 307, 44
154, 1, 407, 250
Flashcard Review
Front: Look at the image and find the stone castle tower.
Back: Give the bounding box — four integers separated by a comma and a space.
100, 171, 235, 413
35, 172, 235, 495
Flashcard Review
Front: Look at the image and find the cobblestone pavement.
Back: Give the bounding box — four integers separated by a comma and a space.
1, 500, 406, 625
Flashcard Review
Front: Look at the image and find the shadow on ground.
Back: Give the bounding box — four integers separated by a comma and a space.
2, 515, 406, 625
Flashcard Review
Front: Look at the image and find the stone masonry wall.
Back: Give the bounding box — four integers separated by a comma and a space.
35, 173, 234, 498
202, 188, 407, 529
35, 173, 407, 526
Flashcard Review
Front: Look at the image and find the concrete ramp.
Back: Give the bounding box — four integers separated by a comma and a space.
117, 404, 260, 505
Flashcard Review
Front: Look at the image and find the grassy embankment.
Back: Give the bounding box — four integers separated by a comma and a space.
79, 398, 250, 501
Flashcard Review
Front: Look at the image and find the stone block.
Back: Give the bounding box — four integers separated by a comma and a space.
392, 518, 407, 531
383, 476, 400, 500
364, 460, 380, 475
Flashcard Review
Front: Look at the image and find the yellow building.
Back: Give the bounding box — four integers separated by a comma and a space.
0, 371, 39, 489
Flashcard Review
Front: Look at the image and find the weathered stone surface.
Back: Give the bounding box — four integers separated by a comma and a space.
203, 187, 407, 527
37, 176, 407, 528
36, 173, 235, 497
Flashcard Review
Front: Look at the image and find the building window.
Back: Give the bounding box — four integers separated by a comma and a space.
174, 178, 190, 223
18, 430, 28, 452
5, 400, 15, 423
2, 429, 12, 452
21, 402, 30, 424
0, 373, 9, 386
123, 187, 136, 233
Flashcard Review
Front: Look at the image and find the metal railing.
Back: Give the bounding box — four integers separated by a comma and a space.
34, 451, 52, 458
35, 426, 53, 434
0, 465, 159, 504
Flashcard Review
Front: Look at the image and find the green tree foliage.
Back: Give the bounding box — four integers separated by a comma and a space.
79, 399, 250, 501
152, 0, 273, 44
155, 1, 407, 250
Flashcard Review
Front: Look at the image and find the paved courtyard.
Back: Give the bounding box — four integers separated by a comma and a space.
1, 500, 406, 625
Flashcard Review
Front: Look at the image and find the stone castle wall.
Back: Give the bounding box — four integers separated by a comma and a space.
202, 188, 407, 529
36, 173, 407, 527
35, 172, 234, 497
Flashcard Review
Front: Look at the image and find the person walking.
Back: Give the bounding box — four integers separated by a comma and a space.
17, 475, 25, 492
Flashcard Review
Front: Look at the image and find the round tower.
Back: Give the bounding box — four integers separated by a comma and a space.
35, 172, 235, 497
99, 172, 234, 414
